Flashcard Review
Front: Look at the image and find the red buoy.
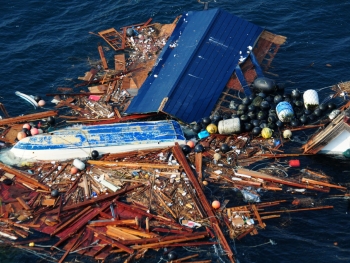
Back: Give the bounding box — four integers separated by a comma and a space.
289, 159, 300, 167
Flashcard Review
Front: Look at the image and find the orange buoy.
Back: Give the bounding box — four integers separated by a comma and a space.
17, 131, 27, 140
289, 159, 300, 167
23, 123, 31, 130
38, 100, 46, 107
212, 200, 221, 209
30, 128, 39, 136
70, 166, 79, 175
202, 180, 208, 186
187, 140, 195, 148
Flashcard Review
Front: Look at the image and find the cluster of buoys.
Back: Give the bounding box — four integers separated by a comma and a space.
188, 77, 339, 141
16, 117, 56, 141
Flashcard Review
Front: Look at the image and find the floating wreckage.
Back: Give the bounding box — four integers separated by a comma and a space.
9, 120, 186, 161
0, 5, 350, 263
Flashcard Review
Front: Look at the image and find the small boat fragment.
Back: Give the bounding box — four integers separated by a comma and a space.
15, 91, 38, 109
9, 120, 186, 161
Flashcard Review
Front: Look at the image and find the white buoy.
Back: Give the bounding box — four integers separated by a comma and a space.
218, 118, 241, 134
303, 89, 319, 110
283, 129, 292, 139
73, 159, 85, 170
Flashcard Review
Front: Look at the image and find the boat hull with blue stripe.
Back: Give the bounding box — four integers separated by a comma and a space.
10, 120, 186, 161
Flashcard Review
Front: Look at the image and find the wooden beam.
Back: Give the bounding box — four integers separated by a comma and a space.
0, 110, 58, 126
98, 44, 108, 70
173, 143, 236, 263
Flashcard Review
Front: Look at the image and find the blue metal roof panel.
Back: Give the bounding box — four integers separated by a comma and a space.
126, 8, 263, 123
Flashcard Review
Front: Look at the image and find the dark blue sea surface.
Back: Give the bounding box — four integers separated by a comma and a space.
1, 0, 350, 262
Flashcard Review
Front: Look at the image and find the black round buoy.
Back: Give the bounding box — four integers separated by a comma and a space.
33, 95, 42, 102
274, 95, 283, 104
314, 108, 322, 117
192, 124, 201, 133
294, 100, 304, 108
251, 119, 260, 127
202, 117, 211, 126
319, 103, 327, 111
91, 150, 99, 160
238, 104, 247, 112
260, 122, 268, 129
260, 100, 270, 110
304, 109, 312, 115
51, 189, 59, 198
247, 111, 256, 120
328, 102, 336, 110
291, 89, 301, 99
220, 143, 230, 153
244, 122, 253, 131
248, 93, 256, 102
265, 96, 273, 103
268, 115, 277, 123
47, 116, 56, 125
236, 110, 245, 116
291, 119, 300, 127
242, 97, 250, 105
267, 122, 276, 129
168, 251, 178, 261
275, 120, 284, 128
3, 178, 13, 186
299, 115, 308, 124
194, 144, 204, 153
257, 111, 267, 120
240, 114, 249, 123
211, 114, 222, 124
257, 92, 266, 99
182, 145, 192, 155
308, 114, 316, 122
247, 105, 256, 112
252, 126, 262, 135
284, 96, 291, 103
22, 128, 29, 133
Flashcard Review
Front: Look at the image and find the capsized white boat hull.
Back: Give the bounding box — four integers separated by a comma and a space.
10, 120, 186, 161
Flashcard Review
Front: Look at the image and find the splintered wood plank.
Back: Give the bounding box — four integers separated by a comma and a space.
106, 226, 141, 240
251, 204, 265, 229
195, 152, 203, 182
114, 54, 125, 71
115, 227, 158, 238
98, 45, 108, 70
16, 197, 31, 210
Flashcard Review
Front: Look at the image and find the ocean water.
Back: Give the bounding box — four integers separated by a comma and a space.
1, 0, 350, 262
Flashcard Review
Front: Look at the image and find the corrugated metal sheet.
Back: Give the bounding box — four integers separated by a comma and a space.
126, 8, 263, 123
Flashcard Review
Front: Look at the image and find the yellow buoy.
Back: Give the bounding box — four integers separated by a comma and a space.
206, 123, 218, 134
261, 127, 273, 139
